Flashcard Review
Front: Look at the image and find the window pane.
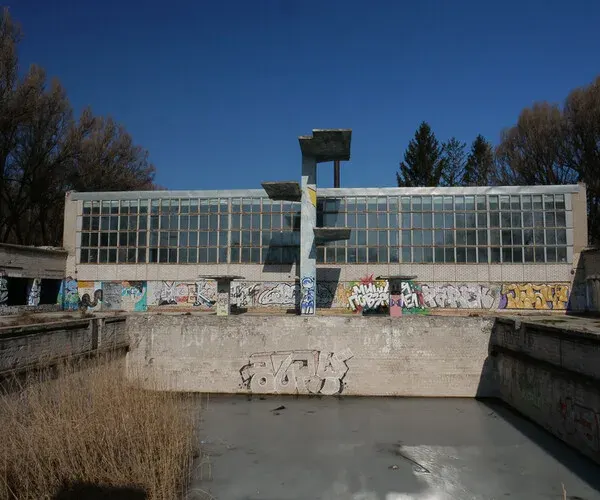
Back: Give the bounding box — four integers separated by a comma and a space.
523, 229, 533, 245
466, 247, 476, 262
513, 247, 523, 263
556, 212, 566, 226
557, 229, 567, 244
546, 212, 555, 227
413, 230, 422, 245
466, 230, 476, 245
456, 247, 466, 262
444, 214, 453, 228
435, 247, 444, 263
512, 230, 522, 245
434, 230, 444, 245
534, 229, 545, 245
524, 247, 534, 262
546, 247, 556, 262
491, 247, 501, 263
490, 212, 500, 227
502, 247, 511, 263
466, 213, 476, 228
478, 230, 487, 245
501, 212, 511, 228
535, 247, 545, 262
557, 246, 567, 262
401, 247, 411, 263
546, 229, 556, 244
445, 247, 455, 263
478, 247, 488, 263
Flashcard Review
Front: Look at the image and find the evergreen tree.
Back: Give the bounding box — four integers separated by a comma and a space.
396, 122, 446, 187
440, 137, 466, 186
463, 135, 494, 186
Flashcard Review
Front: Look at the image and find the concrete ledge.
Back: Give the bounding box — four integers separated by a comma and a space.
0, 316, 128, 376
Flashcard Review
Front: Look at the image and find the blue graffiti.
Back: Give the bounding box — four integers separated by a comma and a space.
300, 276, 315, 314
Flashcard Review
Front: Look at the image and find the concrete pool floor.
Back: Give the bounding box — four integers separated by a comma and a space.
190, 396, 600, 500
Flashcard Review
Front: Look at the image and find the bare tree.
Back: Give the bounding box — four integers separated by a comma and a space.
562, 76, 600, 245
493, 102, 576, 186
0, 9, 157, 246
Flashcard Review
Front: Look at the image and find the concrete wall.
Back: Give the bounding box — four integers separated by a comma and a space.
126, 314, 496, 397
0, 243, 66, 311
491, 317, 600, 464
570, 248, 600, 313
0, 316, 127, 376
59, 275, 574, 314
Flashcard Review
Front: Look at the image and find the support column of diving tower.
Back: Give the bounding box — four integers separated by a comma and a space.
262, 129, 352, 315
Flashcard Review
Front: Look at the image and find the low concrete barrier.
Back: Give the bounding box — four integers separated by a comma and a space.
126, 314, 496, 397
0, 316, 128, 376
491, 318, 600, 465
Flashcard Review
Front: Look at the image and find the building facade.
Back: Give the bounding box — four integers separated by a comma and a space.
61, 182, 588, 313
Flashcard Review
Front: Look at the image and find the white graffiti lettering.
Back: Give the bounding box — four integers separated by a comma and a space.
400, 281, 421, 309
421, 284, 497, 309
257, 283, 296, 306
240, 349, 353, 395
348, 282, 389, 311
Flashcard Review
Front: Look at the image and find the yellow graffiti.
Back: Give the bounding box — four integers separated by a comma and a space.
502, 283, 569, 310
308, 187, 317, 207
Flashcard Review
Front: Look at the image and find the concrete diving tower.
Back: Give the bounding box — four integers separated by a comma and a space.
261, 129, 352, 315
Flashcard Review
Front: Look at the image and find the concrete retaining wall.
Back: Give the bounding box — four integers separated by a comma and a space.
491, 318, 600, 464
126, 314, 496, 397
0, 316, 128, 376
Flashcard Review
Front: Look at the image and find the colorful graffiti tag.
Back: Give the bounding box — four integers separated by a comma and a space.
500, 283, 569, 310
300, 276, 315, 314
347, 275, 389, 313
121, 281, 147, 312
240, 348, 353, 395
57, 277, 79, 311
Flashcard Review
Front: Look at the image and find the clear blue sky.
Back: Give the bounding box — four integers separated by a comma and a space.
9, 0, 600, 190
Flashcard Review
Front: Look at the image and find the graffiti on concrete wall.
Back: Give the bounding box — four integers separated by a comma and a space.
102, 282, 123, 310
257, 283, 296, 307
348, 275, 389, 312
500, 283, 570, 310
240, 348, 353, 395
559, 397, 600, 452
0, 270, 7, 305
26, 278, 41, 307
232, 283, 260, 308
149, 281, 216, 308
421, 284, 499, 309
398, 280, 425, 313
300, 276, 315, 314
58, 277, 79, 311
78, 281, 102, 311
121, 281, 147, 312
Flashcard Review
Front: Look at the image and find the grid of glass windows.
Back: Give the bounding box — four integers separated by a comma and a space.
229, 198, 300, 264
77, 192, 572, 265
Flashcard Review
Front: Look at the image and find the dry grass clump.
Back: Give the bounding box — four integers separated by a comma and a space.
0, 356, 198, 499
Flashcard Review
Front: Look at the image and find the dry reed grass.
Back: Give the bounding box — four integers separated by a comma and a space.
0, 355, 199, 500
